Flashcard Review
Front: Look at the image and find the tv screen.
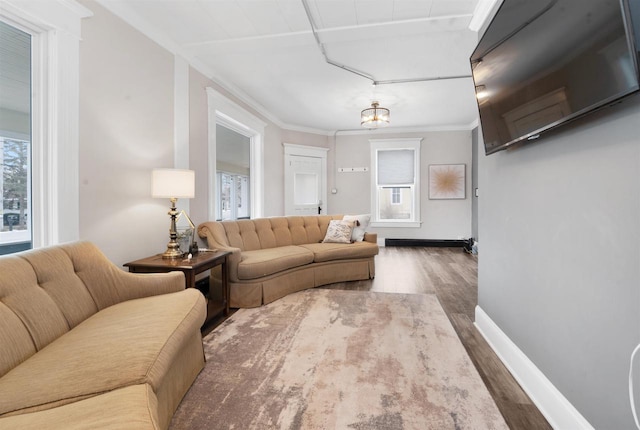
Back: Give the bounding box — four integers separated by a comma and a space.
471, 0, 640, 155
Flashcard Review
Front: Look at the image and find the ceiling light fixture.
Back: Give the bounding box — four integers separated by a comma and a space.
361, 102, 390, 128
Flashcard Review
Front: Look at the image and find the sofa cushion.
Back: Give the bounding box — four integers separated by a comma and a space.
300, 241, 379, 263
0, 289, 205, 417
322, 220, 355, 244
237, 246, 314, 280
0, 251, 95, 377
342, 214, 371, 242
0, 384, 160, 430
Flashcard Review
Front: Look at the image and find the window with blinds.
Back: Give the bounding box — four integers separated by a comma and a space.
1, 21, 32, 255
370, 138, 422, 226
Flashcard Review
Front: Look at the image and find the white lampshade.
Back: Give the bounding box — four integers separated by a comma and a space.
152, 169, 195, 199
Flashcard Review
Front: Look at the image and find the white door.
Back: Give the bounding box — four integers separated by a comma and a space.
285, 154, 324, 215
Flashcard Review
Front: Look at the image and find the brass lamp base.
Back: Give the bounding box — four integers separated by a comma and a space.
162, 197, 184, 259
161, 242, 183, 259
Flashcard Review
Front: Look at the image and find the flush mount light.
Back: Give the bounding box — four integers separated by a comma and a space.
361, 101, 390, 128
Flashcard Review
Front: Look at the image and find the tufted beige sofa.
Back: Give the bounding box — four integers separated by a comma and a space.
0, 242, 206, 430
198, 215, 378, 308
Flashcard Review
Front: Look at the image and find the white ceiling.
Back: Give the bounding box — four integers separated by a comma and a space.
97, 0, 493, 134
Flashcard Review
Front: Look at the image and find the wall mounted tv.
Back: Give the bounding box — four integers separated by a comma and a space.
471, 0, 640, 155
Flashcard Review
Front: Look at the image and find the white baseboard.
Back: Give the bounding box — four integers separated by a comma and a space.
474, 306, 594, 430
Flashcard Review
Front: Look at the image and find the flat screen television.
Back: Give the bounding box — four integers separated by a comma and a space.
471, 0, 640, 155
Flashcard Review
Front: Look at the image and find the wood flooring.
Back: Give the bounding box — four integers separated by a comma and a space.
204, 246, 552, 429
323, 246, 552, 430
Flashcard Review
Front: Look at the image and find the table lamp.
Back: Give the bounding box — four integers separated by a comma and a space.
152, 168, 195, 259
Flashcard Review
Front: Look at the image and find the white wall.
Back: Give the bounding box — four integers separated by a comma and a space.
188, 66, 211, 233
331, 130, 473, 241
76, 2, 473, 264
79, 0, 175, 266
478, 94, 640, 428
187, 66, 288, 228
79, 2, 326, 263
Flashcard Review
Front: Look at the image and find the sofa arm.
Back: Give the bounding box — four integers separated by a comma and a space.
116, 270, 185, 298
63, 242, 187, 310
198, 222, 242, 282
363, 232, 378, 244
198, 222, 229, 249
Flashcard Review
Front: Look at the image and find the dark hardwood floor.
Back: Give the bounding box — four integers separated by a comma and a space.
204, 246, 552, 429
322, 246, 552, 430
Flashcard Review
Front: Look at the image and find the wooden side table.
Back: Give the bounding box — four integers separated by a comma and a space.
124, 250, 231, 326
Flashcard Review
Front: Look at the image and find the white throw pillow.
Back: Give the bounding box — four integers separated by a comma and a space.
343, 214, 370, 242
322, 220, 355, 244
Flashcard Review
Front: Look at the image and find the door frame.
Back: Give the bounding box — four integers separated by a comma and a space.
283, 143, 328, 216
207, 88, 266, 220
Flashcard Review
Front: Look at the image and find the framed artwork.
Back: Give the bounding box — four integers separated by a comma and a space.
429, 164, 466, 199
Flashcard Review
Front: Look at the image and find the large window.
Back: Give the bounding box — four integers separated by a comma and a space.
370, 138, 422, 227
0, 21, 32, 255
1, 1, 88, 255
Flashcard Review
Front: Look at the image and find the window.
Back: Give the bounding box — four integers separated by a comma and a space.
217, 172, 250, 220
1, 3, 89, 254
0, 21, 32, 255
391, 187, 401, 205
370, 138, 422, 227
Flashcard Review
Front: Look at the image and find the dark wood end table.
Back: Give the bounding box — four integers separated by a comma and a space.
124, 250, 231, 326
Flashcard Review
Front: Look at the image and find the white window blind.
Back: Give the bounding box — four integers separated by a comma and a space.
370, 138, 422, 227
377, 150, 414, 185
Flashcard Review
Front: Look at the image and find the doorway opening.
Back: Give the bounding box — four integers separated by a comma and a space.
207, 88, 266, 220
216, 125, 250, 220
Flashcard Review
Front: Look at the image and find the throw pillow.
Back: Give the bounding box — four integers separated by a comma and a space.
343, 214, 371, 242
322, 220, 355, 244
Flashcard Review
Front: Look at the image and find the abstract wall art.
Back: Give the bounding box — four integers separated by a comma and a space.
429, 164, 466, 199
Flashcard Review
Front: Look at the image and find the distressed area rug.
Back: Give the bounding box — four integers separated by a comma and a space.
171, 289, 507, 430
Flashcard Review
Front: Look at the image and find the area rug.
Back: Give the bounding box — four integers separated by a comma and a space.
170, 289, 508, 430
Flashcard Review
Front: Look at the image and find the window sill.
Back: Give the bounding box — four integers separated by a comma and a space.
370, 221, 422, 228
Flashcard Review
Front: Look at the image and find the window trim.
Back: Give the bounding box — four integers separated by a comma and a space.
207, 87, 266, 220
1, 1, 91, 250
369, 138, 423, 228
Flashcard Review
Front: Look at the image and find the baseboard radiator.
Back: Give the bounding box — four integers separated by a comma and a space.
385, 239, 468, 247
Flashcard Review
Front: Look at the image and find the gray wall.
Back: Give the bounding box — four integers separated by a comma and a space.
478, 94, 640, 428
331, 130, 473, 241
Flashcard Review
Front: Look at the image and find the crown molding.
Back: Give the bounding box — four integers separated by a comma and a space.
2, 0, 92, 37
333, 121, 477, 136
92, 0, 479, 139
94, 0, 287, 129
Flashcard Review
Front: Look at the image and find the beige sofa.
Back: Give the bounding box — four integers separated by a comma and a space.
198, 215, 378, 308
0, 242, 206, 430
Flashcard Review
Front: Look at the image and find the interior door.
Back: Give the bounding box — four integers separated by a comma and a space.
285, 154, 323, 215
